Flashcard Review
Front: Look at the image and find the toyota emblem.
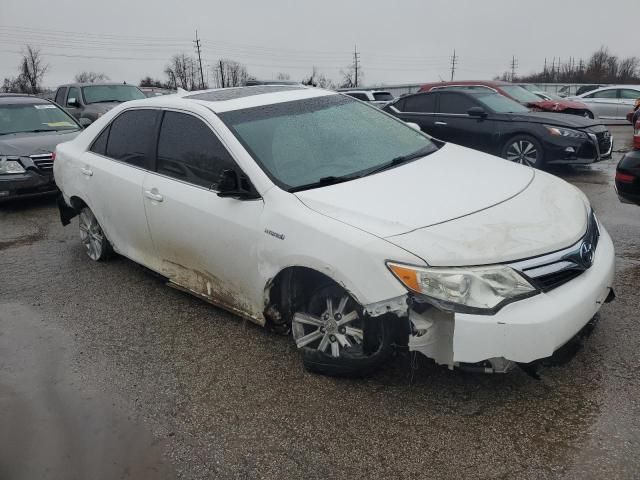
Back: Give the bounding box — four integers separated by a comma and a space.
579, 242, 594, 267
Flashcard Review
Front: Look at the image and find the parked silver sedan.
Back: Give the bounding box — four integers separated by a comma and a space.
573, 85, 640, 124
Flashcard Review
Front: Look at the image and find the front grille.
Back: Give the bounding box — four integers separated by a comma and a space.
510, 211, 600, 293
30, 153, 53, 171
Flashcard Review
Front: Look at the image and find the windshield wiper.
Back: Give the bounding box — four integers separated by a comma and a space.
288, 173, 362, 193
362, 146, 435, 177
89, 99, 123, 103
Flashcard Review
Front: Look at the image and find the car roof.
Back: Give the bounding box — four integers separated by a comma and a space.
0, 94, 52, 105
421, 80, 510, 90
56, 82, 142, 88
121, 85, 338, 113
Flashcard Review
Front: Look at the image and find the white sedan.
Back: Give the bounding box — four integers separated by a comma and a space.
54, 86, 615, 376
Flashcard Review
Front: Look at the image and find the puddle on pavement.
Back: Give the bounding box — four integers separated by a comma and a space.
0, 303, 175, 480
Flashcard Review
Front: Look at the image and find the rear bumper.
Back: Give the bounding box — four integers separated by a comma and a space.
0, 171, 57, 202
451, 226, 615, 364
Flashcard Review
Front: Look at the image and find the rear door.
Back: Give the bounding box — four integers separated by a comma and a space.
619, 88, 640, 121
393, 92, 439, 137
142, 110, 264, 317
82, 108, 159, 267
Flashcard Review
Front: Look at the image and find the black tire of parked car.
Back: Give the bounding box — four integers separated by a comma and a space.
501, 134, 545, 169
297, 283, 393, 377
79, 206, 114, 261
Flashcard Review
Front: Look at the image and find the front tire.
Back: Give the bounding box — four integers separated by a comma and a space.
502, 135, 545, 168
292, 284, 391, 376
78, 207, 112, 261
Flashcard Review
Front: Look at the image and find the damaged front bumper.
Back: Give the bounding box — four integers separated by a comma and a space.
373, 226, 616, 373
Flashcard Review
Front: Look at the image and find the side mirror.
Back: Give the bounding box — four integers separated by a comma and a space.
468, 107, 488, 118
217, 169, 260, 199
406, 122, 421, 131
79, 117, 93, 128
67, 98, 79, 107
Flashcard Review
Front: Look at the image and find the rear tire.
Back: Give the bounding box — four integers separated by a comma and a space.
501, 134, 545, 169
78, 207, 113, 261
292, 284, 392, 377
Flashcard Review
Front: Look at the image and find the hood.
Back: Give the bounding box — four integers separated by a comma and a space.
295, 143, 534, 238
0, 130, 80, 157
387, 171, 589, 266
529, 99, 588, 112
84, 102, 122, 115
508, 111, 600, 129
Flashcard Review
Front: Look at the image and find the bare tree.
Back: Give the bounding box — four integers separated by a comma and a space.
301, 67, 335, 89
19, 46, 48, 94
139, 76, 167, 88
213, 59, 249, 88
164, 53, 198, 90
618, 57, 640, 82
74, 71, 109, 83
338, 64, 362, 89
276, 72, 291, 81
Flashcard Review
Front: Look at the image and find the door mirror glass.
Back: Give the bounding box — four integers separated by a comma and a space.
67, 97, 79, 107
468, 107, 488, 118
79, 117, 92, 127
217, 169, 239, 193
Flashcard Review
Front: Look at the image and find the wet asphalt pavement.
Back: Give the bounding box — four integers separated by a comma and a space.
0, 125, 639, 479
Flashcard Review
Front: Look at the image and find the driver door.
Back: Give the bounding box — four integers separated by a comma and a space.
142, 110, 264, 317
65, 86, 82, 119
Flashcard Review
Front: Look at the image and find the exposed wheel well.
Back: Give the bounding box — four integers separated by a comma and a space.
69, 195, 88, 211
264, 266, 350, 334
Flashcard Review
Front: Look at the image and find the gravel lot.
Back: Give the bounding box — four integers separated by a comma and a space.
0, 125, 638, 479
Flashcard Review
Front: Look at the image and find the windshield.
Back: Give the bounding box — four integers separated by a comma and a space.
82, 85, 145, 104
0, 102, 79, 135
220, 95, 437, 191
475, 93, 530, 113
500, 85, 544, 104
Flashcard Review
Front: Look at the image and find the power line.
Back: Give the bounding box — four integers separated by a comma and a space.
450, 49, 458, 81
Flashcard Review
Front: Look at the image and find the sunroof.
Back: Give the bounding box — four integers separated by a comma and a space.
186, 85, 304, 102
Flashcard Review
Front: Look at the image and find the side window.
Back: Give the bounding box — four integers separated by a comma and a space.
620, 89, 640, 100
403, 93, 437, 113
105, 109, 159, 168
589, 89, 617, 99
66, 87, 80, 106
156, 111, 236, 190
438, 93, 477, 114
90, 126, 110, 155
54, 87, 66, 105
393, 98, 407, 111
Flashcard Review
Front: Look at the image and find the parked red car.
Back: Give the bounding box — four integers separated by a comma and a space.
419, 80, 595, 118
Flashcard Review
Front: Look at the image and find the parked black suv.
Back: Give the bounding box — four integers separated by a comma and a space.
53, 83, 145, 126
0, 94, 81, 201
384, 89, 613, 169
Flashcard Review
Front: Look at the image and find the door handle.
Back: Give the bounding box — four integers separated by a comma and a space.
144, 190, 164, 202
434, 121, 448, 126
81, 167, 93, 176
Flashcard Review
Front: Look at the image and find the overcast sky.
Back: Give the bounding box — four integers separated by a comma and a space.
1, 0, 638, 89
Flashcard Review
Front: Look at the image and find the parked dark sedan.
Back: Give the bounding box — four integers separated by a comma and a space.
0, 94, 81, 201
615, 120, 640, 205
384, 89, 613, 169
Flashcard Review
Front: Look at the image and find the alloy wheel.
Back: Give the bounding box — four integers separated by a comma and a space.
505, 140, 539, 166
292, 295, 363, 358
79, 208, 106, 261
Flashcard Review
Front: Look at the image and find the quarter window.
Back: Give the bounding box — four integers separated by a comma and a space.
588, 89, 617, 99
90, 127, 110, 155
438, 93, 477, 114
105, 109, 159, 168
403, 93, 437, 113
156, 111, 235, 189
620, 89, 640, 100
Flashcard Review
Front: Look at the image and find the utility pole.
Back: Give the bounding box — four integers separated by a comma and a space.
450, 49, 458, 81
543, 58, 547, 80
510, 55, 518, 82
353, 45, 360, 87
194, 30, 205, 89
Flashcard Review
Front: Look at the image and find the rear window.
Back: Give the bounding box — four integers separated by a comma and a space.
346, 93, 369, 101
373, 92, 394, 102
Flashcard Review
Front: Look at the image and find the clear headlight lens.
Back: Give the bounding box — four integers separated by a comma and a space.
0, 157, 26, 174
387, 262, 538, 314
544, 125, 588, 139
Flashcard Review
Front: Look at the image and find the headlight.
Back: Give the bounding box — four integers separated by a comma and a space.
544, 125, 588, 139
0, 157, 26, 174
387, 262, 538, 314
